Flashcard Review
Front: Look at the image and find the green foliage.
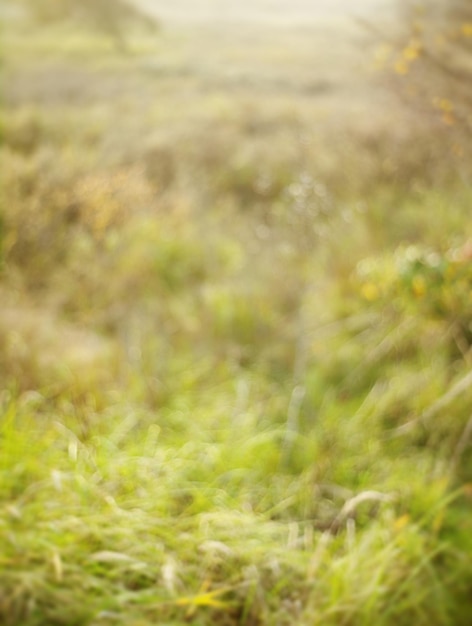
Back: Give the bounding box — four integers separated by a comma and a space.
1, 4, 472, 625
356, 244, 450, 309
355, 242, 472, 358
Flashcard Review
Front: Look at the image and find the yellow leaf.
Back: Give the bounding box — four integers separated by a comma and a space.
402, 39, 422, 61
175, 585, 232, 611
461, 23, 472, 37
393, 514, 410, 532
52, 551, 63, 582
412, 276, 426, 297
394, 60, 409, 75
403, 47, 419, 61
361, 282, 379, 301
176, 593, 229, 609
438, 98, 454, 112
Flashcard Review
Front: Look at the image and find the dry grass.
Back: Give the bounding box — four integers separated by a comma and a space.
1, 3, 472, 624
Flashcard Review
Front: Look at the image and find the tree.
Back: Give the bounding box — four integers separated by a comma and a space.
14, 0, 158, 51
374, 0, 472, 174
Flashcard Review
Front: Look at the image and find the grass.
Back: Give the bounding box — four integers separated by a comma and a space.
1, 4, 472, 625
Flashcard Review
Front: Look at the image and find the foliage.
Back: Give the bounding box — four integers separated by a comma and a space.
1, 3, 472, 625
356, 242, 472, 338
12, 0, 158, 50
375, 0, 472, 167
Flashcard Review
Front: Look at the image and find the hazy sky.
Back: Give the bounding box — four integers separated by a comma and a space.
133, 0, 396, 25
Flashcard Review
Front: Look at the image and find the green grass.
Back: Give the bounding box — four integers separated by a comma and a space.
1, 5, 472, 625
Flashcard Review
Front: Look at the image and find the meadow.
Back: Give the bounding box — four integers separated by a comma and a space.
1, 3, 472, 624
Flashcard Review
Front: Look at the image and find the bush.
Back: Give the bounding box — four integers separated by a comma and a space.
13, 0, 158, 49
383, 0, 472, 164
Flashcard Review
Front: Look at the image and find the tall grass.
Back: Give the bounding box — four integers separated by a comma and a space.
1, 4, 472, 625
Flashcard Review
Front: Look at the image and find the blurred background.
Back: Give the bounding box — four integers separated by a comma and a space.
2, 0, 471, 390
1, 1, 472, 625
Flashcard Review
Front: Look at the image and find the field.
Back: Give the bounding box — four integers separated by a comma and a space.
1, 2, 472, 625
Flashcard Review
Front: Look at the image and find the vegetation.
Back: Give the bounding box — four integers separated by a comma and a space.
375, 0, 472, 162
1, 1, 472, 624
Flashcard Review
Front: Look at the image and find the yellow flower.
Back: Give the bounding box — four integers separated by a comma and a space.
361, 283, 379, 301
412, 276, 426, 297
